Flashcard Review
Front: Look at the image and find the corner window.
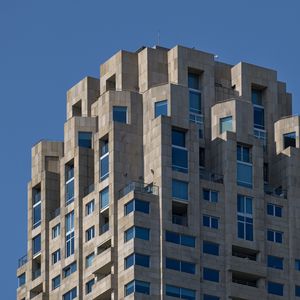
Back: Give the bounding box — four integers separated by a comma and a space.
124, 199, 149, 215
220, 116, 232, 134
125, 253, 150, 269
113, 106, 127, 123
155, 100, 168, 118
125, 280, 150, 296
63, 262, 77, 278
124, 226, 150, 242
165, 231, 195, 248
78, 132, 92, 148
283, 132, 296, 149
166, 284, 196, 299
18, 273, 26, 287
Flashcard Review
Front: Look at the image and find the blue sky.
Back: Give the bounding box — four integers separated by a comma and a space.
1, 0, 300, 298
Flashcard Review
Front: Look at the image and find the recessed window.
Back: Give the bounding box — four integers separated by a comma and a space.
85, 252, 94, 268
85, 226, 95, 242
65, 211, 75, 257
267, 203, 282, 217
172, 179, 188, 201
32, 234, 41, 255
65, 162, 75, 205
166, 257, 195, 274
100, 187, 109, 210
165, 231, 195, 248
203, 188, 218, 203
203, 267, 219, 282
237, 195, 253, 241
125, 280, 150, 296
295, 285, 300, 297
113, 106, 127, 123
166, 284, 196, 299
267, 255, 283, 270
124, 226, 150, 242
63, 287, 77, 300
100, 138, 109, 181
125, 253, 150, 269
86, 279, 95, 294
283, 132, 296, 149
155, 100, 168, 118
85, 200, 95, 216
188, 72, 200, 90
203, 215, 219, 229
268, 281, 284, 296
172, 129, 188, 173
220, 116, 232, 134
63, 261, 77, 278
237, 144, 252, 188
267, 229, 283, 243
52, 275, 60, 290
124, 199, 149, 215
52, 223, 60, 239
52, 249, 61, 264
78, 131, 92, 148
32, 186, 41, 229
203, 241, 219, 256
18, 273, 26, 287
199, 147, 205, 168
203, 295, 220, 300
295, 259, 300, 271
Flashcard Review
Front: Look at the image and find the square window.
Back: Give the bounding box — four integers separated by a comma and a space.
113, 106, 127, 123
155, 100, 168, 117
220, 116, 232, 133
172, 179, 188, 200
203, 267, 219, 282
78, 132, 92, 148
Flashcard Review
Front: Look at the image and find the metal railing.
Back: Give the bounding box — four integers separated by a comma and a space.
49, 207, 60, 220
32, 268, 41, 280
200, 169, 224, 184
264, 184, 287, 199
101, 223, 109, 234
119, 181, 159, 198
18, 254, 27, 268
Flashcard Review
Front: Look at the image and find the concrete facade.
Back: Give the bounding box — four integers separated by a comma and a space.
16, 45, 300, 300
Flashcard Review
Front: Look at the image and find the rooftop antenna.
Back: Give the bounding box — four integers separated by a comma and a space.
157, 30, 160, 46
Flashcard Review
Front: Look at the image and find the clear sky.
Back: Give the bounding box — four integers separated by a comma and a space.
1, 0, 300, 298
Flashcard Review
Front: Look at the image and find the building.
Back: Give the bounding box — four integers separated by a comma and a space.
16, 44, 300, 300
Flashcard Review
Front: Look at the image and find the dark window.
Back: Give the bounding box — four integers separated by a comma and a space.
172, 129, 188, 173
18, 273, 26, 287
78, 132, 92, 148
268, 255, 283, 270
172, 129, 186, 147
203, 215, 219, 229
203, 267, 219, 282
166, 258, 195, 274
267, 203, 282, 217
199, 147, 205, 167
251, 89, 263, 106
268, 281, 284, 296
267, 229, 283, 243
283, 132, 296, 149
165, 231, 195, 247
63, 262, 77, 278
202, 189, 218, 203
124, 226, 150, 242
188, 73, 200, 90
203, 241, 219, 256
113, 106, 127, 123
203, 295, 220, 300
166, 284, 196, 299
296, 285, 300, 297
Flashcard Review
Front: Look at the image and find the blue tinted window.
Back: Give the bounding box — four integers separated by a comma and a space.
172, 129, 186, 147
63, 262, 77, 277
166, 258, 195, 274
181, 261, 196, 274
237, 145, 251, 163
65, 163, 74, 204
166, 231, 180, 244
188, 73, 200, 90
155, 100, 168, 117
78, 132, 92, 148
267, 203, 282, 217
166, 284, 196, 299
125, 199, 149, 215
203, 189, 218, 203
63, 287, 77, 300
172, 147, 188, 173
203, 241, 219, 256
52, 249, 61, 264
252, 89, 262, 105
32, 234, 41, 255
86, 279, 95, 294
125, 253, 150, 269
267, 230, 283, 243
237, 162, 252, 188
86, 253, 94, 268
296, 285, 300, 297
254, 106, 264, 129
220, 116, 232, 133
18, 273, 26, 287
203, 295, 220, 300
268, 256, 283, 270
181, 234, 196, 247
268, 281, 284, 296
86, 226, 95, 241
125, 280, 150, 296
189, 90, 201, 114
33, 202, 41, 229
86, 200, 95, 216
100, 153, 109, 181
52, 275, 60, 290
295, 259, 300, 271
203, 268, 219, 282
166, 284, 180, 298
113, 106, 127, 123
172, 179, 188, 200
166, 257, 180, 271
125, 226, 150, 242
100, 187, 109, 209
203, 215, 219, 229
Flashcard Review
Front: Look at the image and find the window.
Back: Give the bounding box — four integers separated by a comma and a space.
125, 280, 150, 296
203, 189, 218, 203
295, 259, 300, 271
267, 203, 282, 217
296, 285, 300, 297
85, 200, 95, 216
155, 100, 168, 117
172, 129, 188, 173
166, 284, 196, 299
18, 273, 26, 287
52, 224, 60, 239
113, 106, 127, 123
252, 89, 263, 106
52, 275, 60, 290
203, 241, 219, 256
78, 132, 92, 148
268, 281, 284, 296
32, 187, 41, 229
124, 226, 150, 242
63, 262, 77, 278
86, 253, 94, 268
267, 255, 283, 270
86, 226, 95, 242
237, 195, 253, 241
65, 211, 75, 257
124, 199, 149, 215
188, 72, 200, 90
86, 279, 95, 294
283, 132, 296, 149
203, 295, 220, 300
267, 229, 283, 243
237, 144, 252, 188
100, 139, 109, 181
63, 287, 77, 300
100, 187, 109, 210
166, 257, 196, 274
125, 253, 150, 269
65, 162, 75, 204
203, 267, 219, 282
252, 89, 264, 130
165, 231, 195, 247
52, 249, 61, 264
188, 72, 201, 114
203, 215, 219, 229
199, 147, 205, 167
32, 234, 41, 255
220, 116, 232, 133
172, 179, 188, 201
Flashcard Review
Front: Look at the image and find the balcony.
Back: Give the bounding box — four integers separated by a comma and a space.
91, 247, 112, 274
92, 274, 112, 300
32, 268, 41, 280
264, 184, 287, 199
172, 214, 188, 226
49, 207, 60, 220
18, 254, 27, 268
84, 183, 94, 196
119, 181, 159, 198
230, 279, 264, 299
200, 169, 223, 184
